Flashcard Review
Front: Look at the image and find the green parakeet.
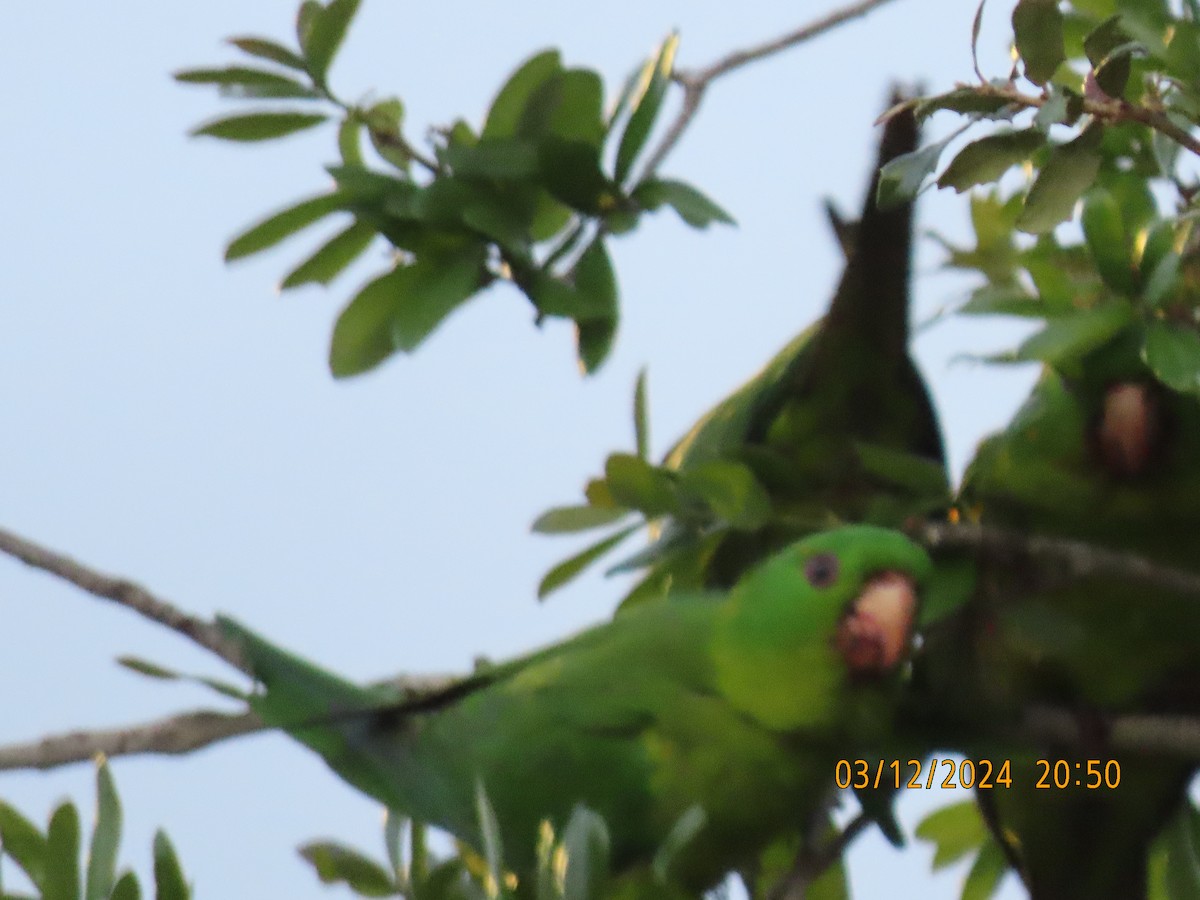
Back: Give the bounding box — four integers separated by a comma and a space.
220, 526, 930, 893
956, 324, 1200, 899
624, 94, 946, 594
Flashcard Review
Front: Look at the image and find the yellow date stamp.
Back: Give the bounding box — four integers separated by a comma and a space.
834, 758, 1122, 790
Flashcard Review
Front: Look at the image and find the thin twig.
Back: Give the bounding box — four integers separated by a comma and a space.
914, 520, 1200, 599
968, 82, 1200, 158
767, 813, 872, 900
0, 710, 263, 771
639, 0, 902, 179
1023, 706, 1200, 760
0, 525, 248, 673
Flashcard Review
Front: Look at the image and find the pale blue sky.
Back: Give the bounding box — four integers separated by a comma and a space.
3, 2, 1037, 896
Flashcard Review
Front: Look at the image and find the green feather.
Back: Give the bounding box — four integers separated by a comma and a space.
220, 525, 930, 892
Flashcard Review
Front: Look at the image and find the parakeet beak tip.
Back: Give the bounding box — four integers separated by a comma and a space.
836, 572, 918, 674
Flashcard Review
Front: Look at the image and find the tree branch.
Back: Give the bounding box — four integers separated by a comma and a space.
0, 525, 249, 673
913, 520, 1200, 599
0, 709, 263, 771
1023, 706, 1200, 760
639, 0, 902, 179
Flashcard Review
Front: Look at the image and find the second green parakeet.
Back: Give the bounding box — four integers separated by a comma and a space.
220, 526, 930, 894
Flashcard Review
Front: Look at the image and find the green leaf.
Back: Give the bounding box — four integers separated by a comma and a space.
633, 178, 735, 228
1143, 321, 1200, 396
574, 240, 619, 374
1034, 86, 1073, 130
652, 806, 705, 882
961, 840, 1008, 900
914, 800, 987, 870
958, 284, 1042, 317
678, 460, 771, 530
561, 807, 610, 900
173, 67, 319, 100
473, 781, 505, 896
337, 116, 363, 166
302, 0, 361, 88
537, 525, 639, 599
937, 129, 1044, 193
445, 138, 539, 180
538, 140, 613, 214
1017, 123, 1104, 233
531, 505, 629, 534
382, 812, 405, 882
152, 831, 188, 900
1142, 250, 1180, 308
916, 88, 1015, 119
225, 193, 345, 261
1013, 0, 1065, 85
1014, 303, 1132, 366
854, 442, 950, 497
84, 761, 122, 900
634, 369, 649, 460
191, 111, 327, 142
227, 36, 307, 71
604, 454, 676, 516
364, 98, 409, 170
483, 51, 562, 140
877, 134, 956, 209
615, 32, 679, 185
1083, 15, 1136, 98
109, 871, 141, 900
299, 842, 396, 897
0, 801, 48, 889
538, 69, 606, 147
1081, 188, 1133, 293
279, 220, 375, 289
329, 245, 486, 377
44, 803, 80, 900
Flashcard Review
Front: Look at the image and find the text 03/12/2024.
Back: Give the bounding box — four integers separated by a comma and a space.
834, 758, 1123, 790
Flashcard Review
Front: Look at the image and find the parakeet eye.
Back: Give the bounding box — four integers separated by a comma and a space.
804, 553, 839, 588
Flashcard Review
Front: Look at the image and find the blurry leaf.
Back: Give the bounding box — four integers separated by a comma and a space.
484, 51, 562, 140
633, 178, 735, 228
1017, 123, 1104, 233
604, 454, 676, 516
329, 244, 485, 377
445, 138, 538, 180
1150, 804, 1200, 900
877, 133, 956, 209
1033, 86, 1072, 130
678, 460, 771, 530
338, 116, 363, 166
937, 129, 1044, 193
1083, 15, 1136, 98
531, 505, 629, 534
84, 761, 122, 900
1142, 250, 1180, 308
1014, 303, 1132, 366
302, 0, 361, 88
1081, 188, 1133, 293
652, 806, 705, 882
152, 831, 189, 900
299, 842, 396, 897
191, 111, 327, 142
615, 33, 679, 185
1013, 0, 1065, 85
854, 443, 949, 496
914, 800, 987, 870
44, 803, 80, 900
364, 98, 409, 169
537, 525, 639, 599
584, 478, 616, 508
961, 839, 1008, 900
574, 239, 619, 373
561, 807, 610, 900
916, 88, 1014, 119
279, 220, 376, 289
539, 69, 606, 147
959, 284, 1042, 317
173, 67, 319, 99
0, 801, 47, 888
227, 36, 307, 71
226, 193, 345, 261
110, 872, 141, 900
474, 781, 504, 897
115, 656, 182, 680
539, 139, 613, 213
634, 369, 649, 460
1143, 321, 1200, 397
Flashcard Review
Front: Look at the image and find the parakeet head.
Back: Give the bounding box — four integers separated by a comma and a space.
712, 525, 931, 731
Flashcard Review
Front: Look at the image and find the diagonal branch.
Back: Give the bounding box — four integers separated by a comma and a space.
640, 0, 902, 179
0, 709, 263, 772
914, 520, 1200, 599
0, 525, 248, 672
